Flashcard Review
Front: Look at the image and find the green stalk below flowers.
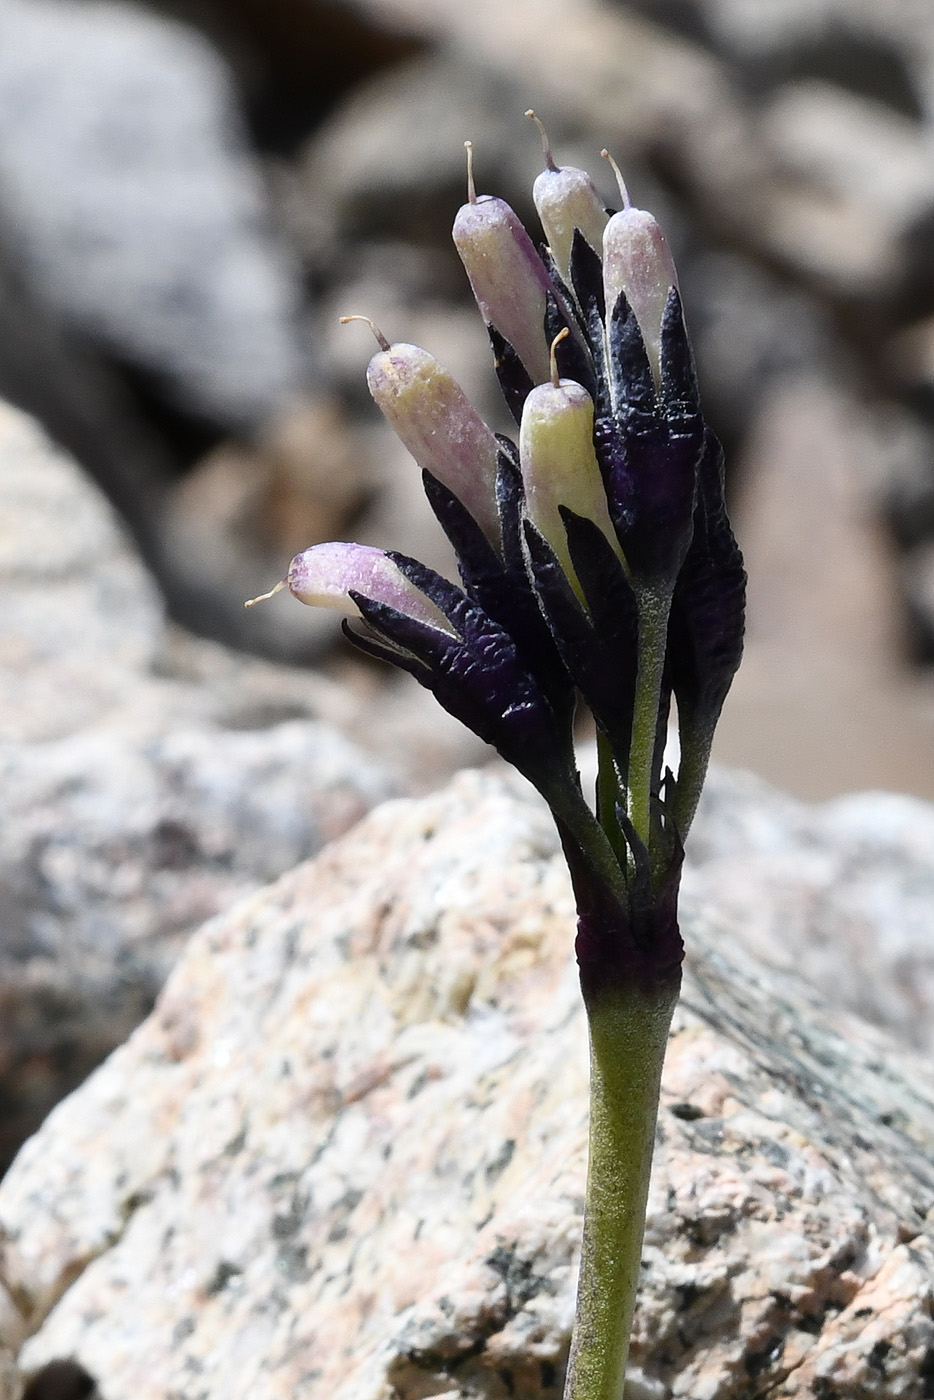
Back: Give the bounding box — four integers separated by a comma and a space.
626, 589, 671, 854
565, 977, 680, 1400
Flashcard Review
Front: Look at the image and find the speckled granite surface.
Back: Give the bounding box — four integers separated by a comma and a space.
1, 770, 933, 1399
0, 399, 396, 1171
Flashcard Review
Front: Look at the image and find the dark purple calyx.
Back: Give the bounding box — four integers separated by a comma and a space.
668, 430, 746, 739
522, 513, 638, 759
594, 287, 704, 589
421, 466, 575, 733
489, 327, 535, 426
345, 552, 573, 792
563, 816, 684, 1005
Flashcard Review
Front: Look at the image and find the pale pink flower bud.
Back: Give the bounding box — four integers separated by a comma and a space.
453, 144, 552, 385
601, 153, 678, 383
365, 342, 501, 546
287, 542, 454, 633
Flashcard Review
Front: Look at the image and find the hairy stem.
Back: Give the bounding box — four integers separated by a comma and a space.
564, 977, 679, 1400
544, 771, 630, 909
627, 589, 670, 851
672, 713, 713, 840
595, 729, 626, 865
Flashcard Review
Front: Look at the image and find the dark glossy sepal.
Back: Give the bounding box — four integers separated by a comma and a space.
568, 230, 610, 417
421, 468, 575, 730
345, 552, 571, 790
522, 514, 638, 755
489, 327, 534, 425
668, 429, 746, 736
595, 287, 703, 587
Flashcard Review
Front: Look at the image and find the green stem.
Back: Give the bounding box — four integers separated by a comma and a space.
595, 730, 626, 865
627, 590, 670, 850
671, 715, 714, 841
542, 772, 630, 909
564, 978, 679, 1400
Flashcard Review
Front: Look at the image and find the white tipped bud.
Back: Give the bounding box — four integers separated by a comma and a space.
288, 543, 454, 633
519, 377, 622, 596
602, 206, 678, 382
453, 194, 553, 385
365, 343, 501, 547
533, 166, 608, 284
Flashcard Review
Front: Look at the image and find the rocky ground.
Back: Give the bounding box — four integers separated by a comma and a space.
1, 771, 932, 1400
0, 397, 468, 1175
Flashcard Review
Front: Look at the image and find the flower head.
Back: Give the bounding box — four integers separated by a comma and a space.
261, 124, 745, 1000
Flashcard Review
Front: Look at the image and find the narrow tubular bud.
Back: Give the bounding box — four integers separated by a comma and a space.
365, 343, 501, 546
288, 542, 455, 633
519, 377, 622, 593
603, 206, 678, 384
533, 169, 608, 285
453, 194, 553, 385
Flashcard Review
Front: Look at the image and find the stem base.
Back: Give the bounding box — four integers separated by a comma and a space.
565, 976, 679, 1400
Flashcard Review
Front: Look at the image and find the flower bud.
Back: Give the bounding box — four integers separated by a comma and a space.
519, 357, 621, 594
364, 341, 501, 546
288, 542, 454, 633
601, 154, 678, 383
528, 113, 608, 283
453, 144, 552, 385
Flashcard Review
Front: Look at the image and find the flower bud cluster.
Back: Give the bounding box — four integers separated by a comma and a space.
273, 124, 745, 998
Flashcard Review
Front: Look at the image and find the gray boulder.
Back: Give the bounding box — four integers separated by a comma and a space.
688, 767, 934, 1056
0, 769, 932, 1398
0, 398, 393, 1168
0, 0, 309, 432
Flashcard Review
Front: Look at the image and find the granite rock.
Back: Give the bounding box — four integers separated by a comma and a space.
0, 398, 396, 1167
0, 399, 164, 747
0, 0, 309, 433
2, 770, 933, 1399
688, 768, 934, 1055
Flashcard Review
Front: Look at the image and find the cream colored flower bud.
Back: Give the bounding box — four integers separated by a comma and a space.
528, 112, 608, 283
601, 153, 678, 383
519, 348, 621, 597
365, 341, 501, 546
